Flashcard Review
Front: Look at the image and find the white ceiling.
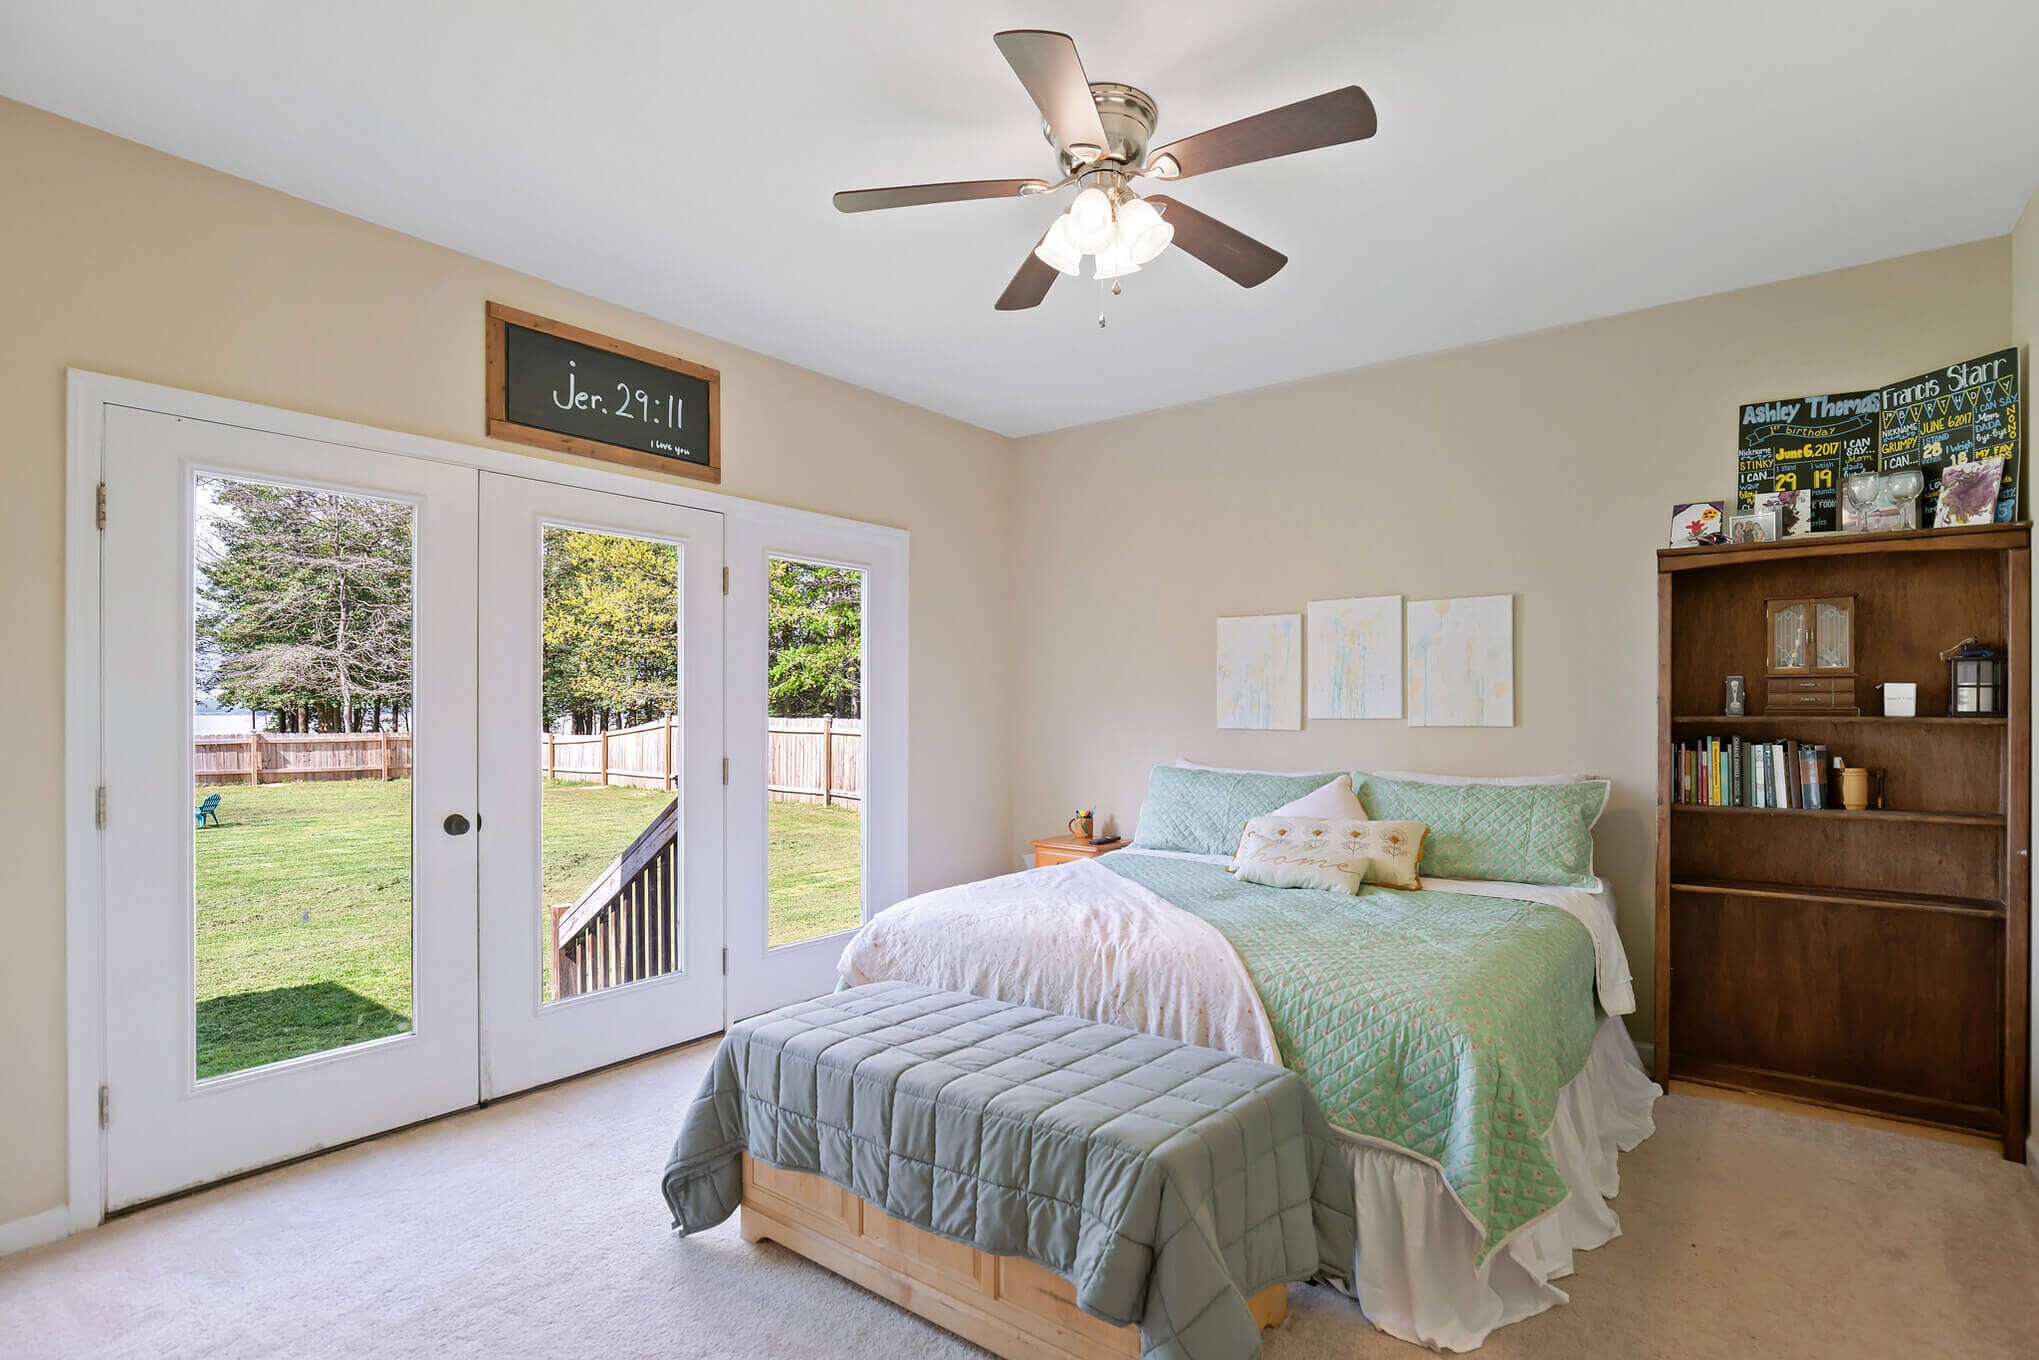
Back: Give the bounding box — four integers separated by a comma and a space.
6, 1, 2039, 437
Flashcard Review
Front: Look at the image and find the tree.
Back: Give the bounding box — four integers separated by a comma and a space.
768, 559, 861, 718
196, 478, 413, 732
541, 528, 679, 732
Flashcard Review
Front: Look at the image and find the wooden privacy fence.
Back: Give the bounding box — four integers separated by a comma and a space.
195, 731, 410, 785
767, 716, 862, 807
192, 715, 862, 803
543, 716, 678, 791
543, 714, 862, 805
548, 797, 677, 999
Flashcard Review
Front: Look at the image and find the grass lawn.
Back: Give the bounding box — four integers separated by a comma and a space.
194, 779, 861, 1076
766, 799, 863, 947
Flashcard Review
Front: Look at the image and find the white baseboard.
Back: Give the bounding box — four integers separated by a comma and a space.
0, 1205, 72, 1257
2027, 1135, 2038, 1188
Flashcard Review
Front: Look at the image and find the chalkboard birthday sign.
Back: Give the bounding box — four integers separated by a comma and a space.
1737, 347, 2021, 527
486, 303, 720, 483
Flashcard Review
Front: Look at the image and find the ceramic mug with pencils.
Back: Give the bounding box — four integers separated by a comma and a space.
1068, 809, 1095, 840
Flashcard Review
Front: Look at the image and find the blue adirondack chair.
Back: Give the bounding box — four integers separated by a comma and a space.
195, 793, 222, 828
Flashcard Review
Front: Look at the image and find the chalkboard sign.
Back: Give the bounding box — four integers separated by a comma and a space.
1878, 347, 2019, 522
1735, 348, 2022, 529
486, 303, 720, 483
1735, 389, 1880, 532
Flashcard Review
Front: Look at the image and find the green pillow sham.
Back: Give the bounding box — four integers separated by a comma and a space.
1129, 765, 1345, 856
1353, 776, 1609, 887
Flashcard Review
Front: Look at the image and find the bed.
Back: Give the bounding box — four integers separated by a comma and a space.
836, 766, 1661, 1352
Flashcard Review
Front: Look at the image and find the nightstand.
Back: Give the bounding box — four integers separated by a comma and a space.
1030, 834, 1126, 868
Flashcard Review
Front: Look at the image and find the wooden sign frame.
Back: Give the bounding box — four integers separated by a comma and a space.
485, 302, 721, 484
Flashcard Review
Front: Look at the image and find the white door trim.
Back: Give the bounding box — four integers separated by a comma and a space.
61, 369, 909, 1236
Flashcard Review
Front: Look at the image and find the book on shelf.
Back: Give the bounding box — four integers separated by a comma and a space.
1671, 735, 1841, 809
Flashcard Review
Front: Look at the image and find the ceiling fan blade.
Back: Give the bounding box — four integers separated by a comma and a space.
993, 30, 1110, 158
1147, 86, 1377, 180
995, 227, 1063, 311
1145, 197, 1287, 287
833, 179, 1050, 213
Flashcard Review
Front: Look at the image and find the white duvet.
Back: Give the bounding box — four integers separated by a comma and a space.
838, 856, 1283, 1063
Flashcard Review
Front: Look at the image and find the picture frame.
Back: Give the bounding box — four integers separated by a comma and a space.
1727, 509, 1779, 544
1749, 487, 1816, 537
1668, 501, 1726, 547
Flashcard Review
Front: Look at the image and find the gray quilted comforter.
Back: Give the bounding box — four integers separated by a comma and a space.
662, 981, 1355, 1360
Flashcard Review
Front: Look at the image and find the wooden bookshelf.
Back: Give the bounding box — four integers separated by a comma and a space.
1656, 523, 2029, 1157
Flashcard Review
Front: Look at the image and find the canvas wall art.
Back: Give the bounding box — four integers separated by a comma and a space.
1306, 595, 1402, 719
1406, 595, 1513, 727
1216, 613, 1302, 730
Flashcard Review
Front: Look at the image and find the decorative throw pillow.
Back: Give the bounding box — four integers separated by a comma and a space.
1231, 817, 1371, 893
1235, 815, 1425, 889
1267, 772, 1368, 820
1345, 820, 1428, 889
1353, 776, 1609, 887
1129, 764, 1347, 856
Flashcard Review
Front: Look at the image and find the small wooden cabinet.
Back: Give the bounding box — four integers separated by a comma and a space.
1657, 523, 2029, 1159
1031, 834, 1126, 868
1764, 594, 1857, 712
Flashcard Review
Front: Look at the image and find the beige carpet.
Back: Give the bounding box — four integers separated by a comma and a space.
5, 1038, 2037, 1359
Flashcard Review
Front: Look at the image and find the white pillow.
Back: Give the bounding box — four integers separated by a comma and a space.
1267, 773, 1367, 820
1231, 819, 1370, 893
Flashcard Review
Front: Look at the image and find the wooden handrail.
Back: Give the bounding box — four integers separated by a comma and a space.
555, 797, 677, 946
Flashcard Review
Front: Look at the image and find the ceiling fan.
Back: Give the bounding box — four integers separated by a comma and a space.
832, 30, 1377, 319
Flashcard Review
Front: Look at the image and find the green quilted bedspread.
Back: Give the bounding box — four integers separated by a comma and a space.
1102, 854, 1598, 1262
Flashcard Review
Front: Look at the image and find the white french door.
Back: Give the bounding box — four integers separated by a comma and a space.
96, 411, 725, 1210
101, 407, 481, 1210
476, 473, 723, 1096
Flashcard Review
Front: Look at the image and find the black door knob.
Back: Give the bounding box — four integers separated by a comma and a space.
443, 813, 471, 836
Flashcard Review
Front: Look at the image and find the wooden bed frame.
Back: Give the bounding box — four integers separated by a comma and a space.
739, 1154, 1289, 1360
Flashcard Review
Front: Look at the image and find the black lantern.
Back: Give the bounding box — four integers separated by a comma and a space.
1946, 646, 2006, 717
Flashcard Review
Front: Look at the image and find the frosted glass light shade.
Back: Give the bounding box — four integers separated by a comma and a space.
1064, 187, 1116, 253
1115, 197, 1174, 264
1032, 216, 1082, 276
1092, 235, 1141, 280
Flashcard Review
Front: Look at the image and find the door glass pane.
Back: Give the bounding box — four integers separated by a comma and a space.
193, 475, 415, 1079
1814, 602, 1849, 670
767, 558, 864, 947
540, 526, 681, 1001
1770, 602, 1808, 670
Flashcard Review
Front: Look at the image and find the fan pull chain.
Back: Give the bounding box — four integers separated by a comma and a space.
1095, 276, 1126, 328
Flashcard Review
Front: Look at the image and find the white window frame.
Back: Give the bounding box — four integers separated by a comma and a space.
60, 369, 907, 1236
724, 517, 908, 1023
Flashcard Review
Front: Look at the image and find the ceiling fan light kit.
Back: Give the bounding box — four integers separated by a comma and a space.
833, 29, 1377, 321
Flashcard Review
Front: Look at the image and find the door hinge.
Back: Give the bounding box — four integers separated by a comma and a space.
721, 948, 728, 976
96, 482, 107, 530
95, 786, 107, 830
98, 1085, 110, 1129
722, 565, 729, 595
721, 757, 729, 785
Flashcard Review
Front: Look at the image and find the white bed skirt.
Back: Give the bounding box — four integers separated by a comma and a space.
1337, 1016, 1661, 1351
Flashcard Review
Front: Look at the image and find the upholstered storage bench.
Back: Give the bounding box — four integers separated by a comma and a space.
662, 982, 1354, 1360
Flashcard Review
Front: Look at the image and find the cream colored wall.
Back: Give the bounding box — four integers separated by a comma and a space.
2014, 185, 2039, 1166
0, 99, 1015, 1225
1010, 238, 2013, 1049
